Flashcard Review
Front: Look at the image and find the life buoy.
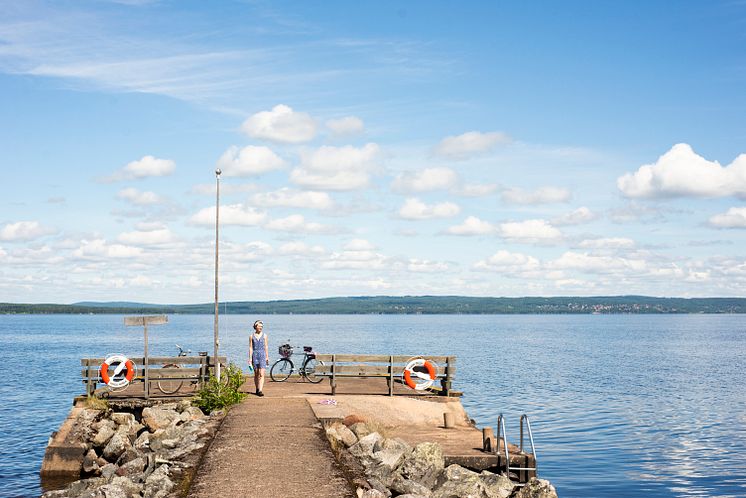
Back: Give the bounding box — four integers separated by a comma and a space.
403, 358, 437, 390
100, 354, 135, 389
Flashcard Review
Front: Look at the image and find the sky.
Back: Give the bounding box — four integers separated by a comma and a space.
1, 0, 746, 304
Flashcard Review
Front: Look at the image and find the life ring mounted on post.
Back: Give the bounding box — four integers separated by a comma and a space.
403, 357, 438, 391
100, 354, 135, 389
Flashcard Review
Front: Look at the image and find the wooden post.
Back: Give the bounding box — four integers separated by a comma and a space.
85, 359, 92, 397
482, 427, 494, 452
331, 354, 337, 395
443, 412, 455, 429
124, 315, 167, 399
388, 355, 394, 396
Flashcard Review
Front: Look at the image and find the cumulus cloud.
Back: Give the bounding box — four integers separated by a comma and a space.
322, 239, 387, 270
264, 214, 334, 234
708, 207, 746, 228
241, 104, 316, 143
117, 228, 175, 245
0, 221, 56, 242
548, 251, 646, 273
474, 250, 540, 272
250, 188, 334, 211
578, 237, 636, 249
216, 145, 285, 176
617, 143, 746, 198
454, 183, 498, 197
398, 198, 460, 220
501, 186, 571, 205
189, 204, 266, 226
498, 219, 562, 243
117, 187, 163, 205
433, 131, 511, 160
407, 259, 450, 273
344, 239, 376, 251
278, 242, 326, 256
103, 155, 175, 182
190, 183, 258, 196
552, 207, 598, 226
326, 116, 364, 136
391, 167, 459, 193
445, 216, 496, 236
290, 143, 382, 191
73, 239, 143, 259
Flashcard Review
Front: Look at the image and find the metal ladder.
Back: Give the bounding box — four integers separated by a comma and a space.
496, 413, 538, 485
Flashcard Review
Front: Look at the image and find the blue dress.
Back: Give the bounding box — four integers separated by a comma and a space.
251, 333, 268, 369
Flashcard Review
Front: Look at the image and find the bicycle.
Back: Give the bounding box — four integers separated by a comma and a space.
269, 344, 325, 383
156, 344, 191, 395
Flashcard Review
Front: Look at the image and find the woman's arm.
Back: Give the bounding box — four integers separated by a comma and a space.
249, 339, 253, 362
264, 335, 269, 362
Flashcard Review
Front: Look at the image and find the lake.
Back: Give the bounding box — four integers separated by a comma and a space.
1, 314, 745, 497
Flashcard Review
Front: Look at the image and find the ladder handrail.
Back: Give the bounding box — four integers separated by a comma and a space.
496, 413, 539, 485
520, 414, 538, 471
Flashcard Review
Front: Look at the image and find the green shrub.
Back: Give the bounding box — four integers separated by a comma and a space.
192, 362, 246, 413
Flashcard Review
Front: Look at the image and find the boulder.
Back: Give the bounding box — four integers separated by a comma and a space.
95, 484, 128, 498
357, 489, 387, 498
115, 456, 146, 478
514, 478, 558, 498
390, 475, 433, 497
110, 476, 143, 498
110, 413, 135, 427
350, 422, 373, 439
103, 433, 131, 461
83, 449, 100, 474
142, 407, 179, 431
349, 432, 383, 462
432, 465, 514, 498
134, 431, 150, 452
100, 463, 118, 480
143, 464, 174, 498
326, 422, 358, 448
394, 442, 444, 489
479, 471, 515, 498
92, 421, 116, 448
116, 447, 141, 466
67, 476, 108, 496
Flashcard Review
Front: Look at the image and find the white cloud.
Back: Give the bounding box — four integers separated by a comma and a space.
445, 216, 496, 236
549, 251, 647, 273
474, 250, 540, 272
129, 275, 159, 287
391, 167, 459, 193
398, 198, 460, 220
433, 131, 511, 160
190, 183, 258, 196
708, 207, 746, 228
117, 187, 163, 205
344, 239, 376, 251
117, 228, 175, 245
501, 186, 571, 205
73, 239, 143, 259
104, 155, 175, 182
454, 183, 498, 197
407, 259, 450, 273
264, 214, 334, 234
322, 243, 388, 270
216, 145, 285, 176
498, 219, 562, 243
251, 188, 334, 211
241, 104, 316, 143
578, 237, 636, 249
290, 143, 382, 191
278, 242, 326, 256
326, 116, 364, 135
617, 143, 746, 198
552, 207, 598, 226
0, 221, 55, 242
189, 204, 266, 226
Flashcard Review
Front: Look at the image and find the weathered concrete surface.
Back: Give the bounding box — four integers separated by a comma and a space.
41, 406, 91, 478
187, 397, 354, 498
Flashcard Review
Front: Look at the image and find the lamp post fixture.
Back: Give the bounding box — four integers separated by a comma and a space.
214, 168, 221, 381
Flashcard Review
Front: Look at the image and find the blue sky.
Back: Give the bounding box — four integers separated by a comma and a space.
1, 0, 746, 303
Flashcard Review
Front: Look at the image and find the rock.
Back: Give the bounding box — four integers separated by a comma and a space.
344, 414, 367, 427
349, 432, 383, 458
432, 465, 514, 498
41, 490, 68, 498
176, 400, 192, 412
116, 447, 141, 466
350, 422, 373, 439
143, 464, 174, 498
396, 495, 430, 498
142, 407, 179, 432
110, 476, 143, 498
100, 463, 118, 480
357, 489, 387, 498
390, 475, 433, 497
367, 445, 410, 486
68, 476, 108, 496
96, 484, 128, 498
103, 433, 131, 461
110, 413, 135, 427
115, 456, 146, 478
83, 448, 100, 474
394, 442, 444, 489
479, 471, 515, 498
366, 477, 392, 497
134, 431, 150, 451
92, 421, 116, 448
326, 422, 358, 448
514, 478, 558, 498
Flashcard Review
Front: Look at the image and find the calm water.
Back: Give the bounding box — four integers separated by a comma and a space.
1, 314, 745, 497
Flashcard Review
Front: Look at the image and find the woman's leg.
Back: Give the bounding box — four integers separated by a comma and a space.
257, 368, 265, 393
253, 365, 260, 392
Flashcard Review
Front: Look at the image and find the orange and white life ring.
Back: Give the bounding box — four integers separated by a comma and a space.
403, 358, 437, 391
100, 354, 135, 389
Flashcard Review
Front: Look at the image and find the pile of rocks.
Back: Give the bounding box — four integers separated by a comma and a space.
325, 421, 558, 498
43, 401, 221, 498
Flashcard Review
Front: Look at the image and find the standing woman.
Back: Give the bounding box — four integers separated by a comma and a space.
249, 320, 269, 396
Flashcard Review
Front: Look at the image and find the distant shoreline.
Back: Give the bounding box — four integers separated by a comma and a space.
3, 295, 746, 314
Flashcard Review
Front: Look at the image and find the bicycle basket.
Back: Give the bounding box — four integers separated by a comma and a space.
279, 344, 293, 358
303, 346, 312, 353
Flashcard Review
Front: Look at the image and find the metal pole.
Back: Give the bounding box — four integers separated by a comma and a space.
144, 323, 149, 399
214, 168, 221, 381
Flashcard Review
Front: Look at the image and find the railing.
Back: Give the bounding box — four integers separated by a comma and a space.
496, 413, 538, 485
81, 355, 227, 397
314, 354, 456, 396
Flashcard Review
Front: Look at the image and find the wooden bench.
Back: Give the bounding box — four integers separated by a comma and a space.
314, 354, 456, 396
81, 355, 226, 397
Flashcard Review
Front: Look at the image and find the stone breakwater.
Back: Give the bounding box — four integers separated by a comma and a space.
41, 401, 223, 498
325, 420, 558, 498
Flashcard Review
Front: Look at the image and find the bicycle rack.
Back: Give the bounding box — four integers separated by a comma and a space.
495, 413, 538, 486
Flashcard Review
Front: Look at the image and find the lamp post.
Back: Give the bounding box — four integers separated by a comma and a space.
214, 168, 221, 381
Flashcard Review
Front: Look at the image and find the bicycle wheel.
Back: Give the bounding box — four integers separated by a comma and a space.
304, 358, 325, 384
270, 358, 293, 382
157, 363, 183, 395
